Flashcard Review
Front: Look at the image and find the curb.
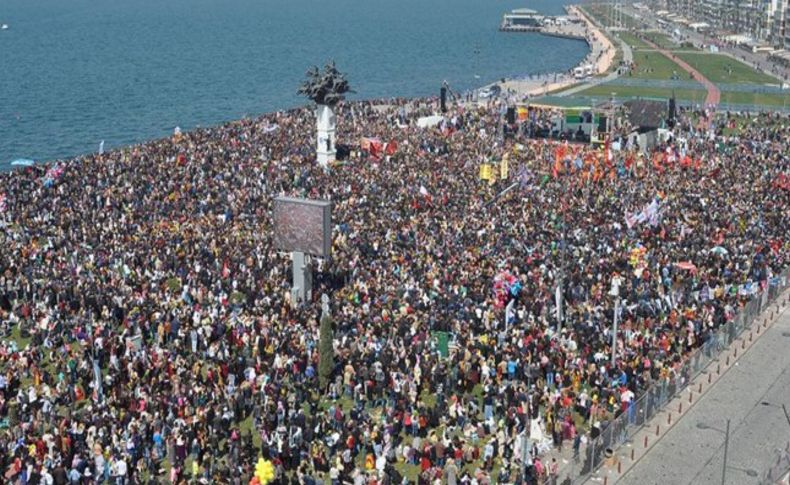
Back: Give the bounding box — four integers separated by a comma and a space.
588, 290, 790, 484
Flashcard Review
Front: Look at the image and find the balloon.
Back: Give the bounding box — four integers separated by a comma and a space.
254, 458, 276, 484
249, 478, 260, 485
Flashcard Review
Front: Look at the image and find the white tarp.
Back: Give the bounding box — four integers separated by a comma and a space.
416, 115, 444, 129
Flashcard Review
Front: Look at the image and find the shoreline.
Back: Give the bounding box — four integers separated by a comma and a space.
484, 5, 616, 100
0, 6, 605, 172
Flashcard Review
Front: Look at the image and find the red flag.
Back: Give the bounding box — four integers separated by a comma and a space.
385, 140, 398, 156
222, 260, 231, 279
652, 152, 663, 173
369, 140, 382, 160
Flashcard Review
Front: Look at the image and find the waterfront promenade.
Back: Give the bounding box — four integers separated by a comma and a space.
494, 5, 616, 98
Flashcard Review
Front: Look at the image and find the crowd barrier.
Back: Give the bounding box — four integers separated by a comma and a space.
555, 268, 790, 485
759, 442, 790, 485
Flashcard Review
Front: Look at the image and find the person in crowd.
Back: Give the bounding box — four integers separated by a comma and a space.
0, 95, 787, 483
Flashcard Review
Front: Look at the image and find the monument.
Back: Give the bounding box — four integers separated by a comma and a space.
298, 61, 353, 167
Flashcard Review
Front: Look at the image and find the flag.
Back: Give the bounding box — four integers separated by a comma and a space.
518, 167, 534, 189
99, 140, 105, 155
625, 211, 638, 229
479, 164, 493, 181
604, 137, 612, 168
665, 146, 677, 166
419, 185, 429, 197
385, 140, 398, 156
556, 142, 571, 177
42, 164, 65, 188
625, 153, 634, 170
222, 260, 231, 279
652, 152, 663, 172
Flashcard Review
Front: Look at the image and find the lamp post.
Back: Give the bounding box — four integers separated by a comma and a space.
760, 401, 790, 429
696, 420, 760, 483
610, 275, 622, 366
697, 421, 730, 485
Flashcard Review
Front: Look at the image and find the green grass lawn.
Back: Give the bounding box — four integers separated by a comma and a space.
584, 4, 640, 30
676, 53, 779, 85
639, 32, 696, 51
629, 51, 693, 80
719, 91, 790, 107
618, 32, 650, 50
574, 84, 707, 103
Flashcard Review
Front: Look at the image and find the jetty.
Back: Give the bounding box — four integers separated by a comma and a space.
490, 6, 616, 99
500, 8, 585, 41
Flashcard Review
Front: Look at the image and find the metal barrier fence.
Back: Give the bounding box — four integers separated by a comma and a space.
759, 442, 790, 485
557, 268, 790, 485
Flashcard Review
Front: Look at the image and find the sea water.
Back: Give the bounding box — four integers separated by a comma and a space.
0, 0, 585, 168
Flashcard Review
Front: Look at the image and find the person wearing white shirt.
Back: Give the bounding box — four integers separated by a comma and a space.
114, 456, 127, 485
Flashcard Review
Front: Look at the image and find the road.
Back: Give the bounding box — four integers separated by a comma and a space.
622, 6, 790, 84
619, 305, 790, 485
557, 36, 633, 97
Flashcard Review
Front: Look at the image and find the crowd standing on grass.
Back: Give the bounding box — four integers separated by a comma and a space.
0, 95, 788, 485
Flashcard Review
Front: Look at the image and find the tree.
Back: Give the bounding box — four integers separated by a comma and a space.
318, 311, 334, 391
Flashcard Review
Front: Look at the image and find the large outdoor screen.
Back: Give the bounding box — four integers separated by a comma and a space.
272, 197, 332, 257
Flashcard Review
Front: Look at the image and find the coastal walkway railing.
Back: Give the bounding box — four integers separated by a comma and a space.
533, 95, 790, 114
555, 268, 790, 485
604, 77, 790, 95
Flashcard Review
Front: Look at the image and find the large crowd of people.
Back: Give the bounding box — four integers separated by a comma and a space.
0, 95, 787, 485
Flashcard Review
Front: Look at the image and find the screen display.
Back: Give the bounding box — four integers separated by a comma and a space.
272, 197, 332, 257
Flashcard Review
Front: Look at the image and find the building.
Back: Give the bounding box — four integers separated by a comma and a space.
501, 9, 544, 30
662, 0, 785, 44
786, 1, 790, 47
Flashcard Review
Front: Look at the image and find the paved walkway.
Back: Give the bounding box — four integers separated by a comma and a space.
640, 37, 720, 106
583, 289, 790, 484
620, 295, 790, 484
622, 4, 790, 83
492, 5, 618, 99
557, 36, 633, 97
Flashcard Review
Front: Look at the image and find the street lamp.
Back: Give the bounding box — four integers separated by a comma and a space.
609, 275, 622, 366
696, 420, 760, 483
760, 401, 790, 428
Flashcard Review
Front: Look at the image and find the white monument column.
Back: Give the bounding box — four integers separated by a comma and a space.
316, 104, 336, 167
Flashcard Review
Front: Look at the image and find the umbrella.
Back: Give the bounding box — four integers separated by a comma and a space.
710, 246, 729, 255
10, 159, 35, 166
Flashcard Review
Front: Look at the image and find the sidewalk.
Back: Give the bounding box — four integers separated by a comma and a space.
585, 289, 790, 484
557, 37, 633, 97
496, 5, 617, 99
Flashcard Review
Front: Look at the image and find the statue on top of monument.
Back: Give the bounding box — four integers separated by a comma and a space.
298, 61, 354, 107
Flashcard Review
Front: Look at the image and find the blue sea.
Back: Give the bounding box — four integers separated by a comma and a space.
0, 0, 585, 168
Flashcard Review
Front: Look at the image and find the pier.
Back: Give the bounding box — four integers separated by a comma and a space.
492, 6, 616, 99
